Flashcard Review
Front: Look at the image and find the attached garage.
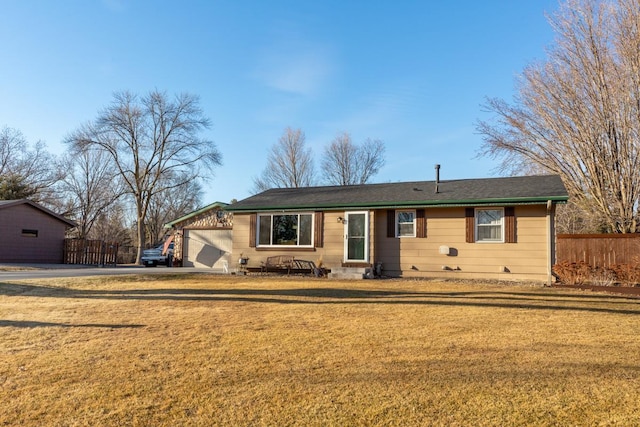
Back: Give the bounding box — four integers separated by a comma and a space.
164, 201, 233, 270
183, 229, 232, 270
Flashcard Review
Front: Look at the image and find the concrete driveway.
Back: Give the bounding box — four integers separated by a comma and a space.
0, 264, 226, 281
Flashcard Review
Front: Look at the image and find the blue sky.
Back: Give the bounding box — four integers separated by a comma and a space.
0, 0, 559, 205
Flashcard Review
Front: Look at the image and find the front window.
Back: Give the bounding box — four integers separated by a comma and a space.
257, 213, 313, 247
476, 208, 503, 242
396, 210, 416, 237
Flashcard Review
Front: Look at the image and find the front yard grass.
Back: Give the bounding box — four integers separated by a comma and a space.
1, 274, 640, 426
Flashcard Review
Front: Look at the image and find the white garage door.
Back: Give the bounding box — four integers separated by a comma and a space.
183, 229, 233, 270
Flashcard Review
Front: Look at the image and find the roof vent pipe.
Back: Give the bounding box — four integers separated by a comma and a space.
435, 164, 440, 194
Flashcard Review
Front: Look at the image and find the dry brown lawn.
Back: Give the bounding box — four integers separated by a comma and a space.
1, 273, 640, 426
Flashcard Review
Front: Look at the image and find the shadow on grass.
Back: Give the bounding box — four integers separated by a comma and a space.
0, 320, 145, 329
1, 283, 639, 316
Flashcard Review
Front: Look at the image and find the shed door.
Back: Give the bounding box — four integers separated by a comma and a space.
183, 229, 232, 270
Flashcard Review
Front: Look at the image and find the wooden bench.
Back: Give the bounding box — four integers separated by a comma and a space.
259, 255, 317, 275
261, 255, 294, 273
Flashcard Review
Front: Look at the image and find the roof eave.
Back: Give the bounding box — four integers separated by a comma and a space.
225, 195, 569, 212
163, 201, 229, 228
0, 199, 77, 227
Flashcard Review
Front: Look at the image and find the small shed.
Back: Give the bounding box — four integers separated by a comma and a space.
0, 199, 77, 263
164, 202, 233, 270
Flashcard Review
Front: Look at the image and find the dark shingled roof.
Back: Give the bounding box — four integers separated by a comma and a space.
0, 199, 77, 227
227, 175, 569, 212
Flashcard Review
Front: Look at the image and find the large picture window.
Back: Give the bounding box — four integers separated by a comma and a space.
396, 210, 416, 237
257, 213, 313, 247
475, 208, 504, 242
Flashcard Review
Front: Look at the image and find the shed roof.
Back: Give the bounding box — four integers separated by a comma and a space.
226, 175, 569, 212
0, 199, 77, 227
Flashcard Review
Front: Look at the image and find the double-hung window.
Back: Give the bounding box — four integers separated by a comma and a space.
475, 208, 504, 242
257, 213, 313, 247
396, 210, 416, 237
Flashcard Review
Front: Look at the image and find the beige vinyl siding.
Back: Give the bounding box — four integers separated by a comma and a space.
231, 213, 251, 258
233, 205, 552, 281
231, 211, 345, 270
319, 212, 344, 265
374, 205, 550, 282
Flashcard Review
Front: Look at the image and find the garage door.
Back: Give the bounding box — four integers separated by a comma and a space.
183, 229, 232, 270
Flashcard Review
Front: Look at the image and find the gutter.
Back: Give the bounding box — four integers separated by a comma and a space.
225, 196, 569, 213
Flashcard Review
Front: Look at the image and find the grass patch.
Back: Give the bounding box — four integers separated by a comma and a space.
1, 274, 640, 426
0, 266, 37, 272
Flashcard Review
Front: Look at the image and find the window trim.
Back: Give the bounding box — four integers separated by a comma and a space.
21, 229, 38, 237
475, 208, 504, 243
256, 212, 315, 248
395, 209, 416, 238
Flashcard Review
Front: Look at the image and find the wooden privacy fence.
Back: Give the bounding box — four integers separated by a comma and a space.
64, 239, 119, 266
556, 234, 640, 267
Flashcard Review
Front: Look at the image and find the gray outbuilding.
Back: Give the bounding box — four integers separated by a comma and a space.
0, 199, 76, 263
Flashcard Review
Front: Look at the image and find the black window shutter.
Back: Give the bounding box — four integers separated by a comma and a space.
416, 209, 426, 238
314, 212, 324, 247
387, 210, 395, 238
465, 208, 475, 243
505, 207, 516, 243
249, 214, 256, 247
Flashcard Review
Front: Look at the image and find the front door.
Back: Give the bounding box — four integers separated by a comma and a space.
344, 211, 369, 263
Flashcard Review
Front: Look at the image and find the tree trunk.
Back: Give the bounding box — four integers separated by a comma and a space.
135, 214, 146, 265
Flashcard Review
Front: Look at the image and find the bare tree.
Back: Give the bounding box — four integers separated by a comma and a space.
91, 201, 133, 242
146, 173, 202, 245
321, 132, 386, 185
477, 0, 640, 233
555, 199, 609, 234
0, 126, 63, 205
59, 147, 125, 239
253, 127, 315, 192
66, 90, 222, 263
88, 200, 137, 262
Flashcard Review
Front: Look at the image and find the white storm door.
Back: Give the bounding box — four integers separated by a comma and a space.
344, 211, 369, 263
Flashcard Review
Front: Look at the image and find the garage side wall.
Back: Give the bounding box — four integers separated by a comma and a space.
0, 204, 68, 263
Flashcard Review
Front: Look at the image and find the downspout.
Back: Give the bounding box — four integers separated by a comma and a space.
546, 200, 553, 286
